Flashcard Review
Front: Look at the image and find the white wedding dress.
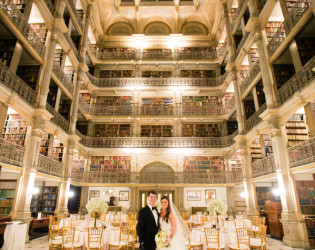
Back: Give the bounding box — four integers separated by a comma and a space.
159, 217, 186, 250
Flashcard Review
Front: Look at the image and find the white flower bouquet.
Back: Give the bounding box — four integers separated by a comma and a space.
207, 199, 227, 215
155, 230, 170, 249
86, 198, 109, 214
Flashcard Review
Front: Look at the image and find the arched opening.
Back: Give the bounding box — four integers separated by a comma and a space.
140, 162, 174, 183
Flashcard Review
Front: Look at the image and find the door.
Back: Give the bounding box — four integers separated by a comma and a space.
139, 190, 175, 209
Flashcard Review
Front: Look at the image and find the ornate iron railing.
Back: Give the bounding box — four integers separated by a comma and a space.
79, 134, 236, 148
236, 32, 249, 56
0, 62, 35, 105
245, 103, 267, 132
37, 154, 63, 177
240, 61, 261, 95
177, 49, 218, 60
0, 0, 45, 57
231, 0, 246, 29
86, 74, 224, 87
288, 137, 315, 168
251, 155, 276, 178
267, 0, 311, 57
52, 61, 74, 95
96, 50, 136, 60
67, 0, 84, 31
277, 56, 315, 106
71, 170, 243, 184
46, 104, 70, 133
0, 137, 25, 168
64, 33, 79, 57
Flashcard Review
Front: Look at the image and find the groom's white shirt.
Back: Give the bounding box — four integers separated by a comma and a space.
148, 204, 158, 226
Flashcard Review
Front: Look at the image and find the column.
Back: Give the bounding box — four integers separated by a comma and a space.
175, 89, 182, 116
135, 63, 140, 77
226, 187, 234, 215
223, 152, 230, 171
262, 112, 310, 248
177, 187, 185, 213
0, 102, 8, 134
304, 103, 315, 137
235, 135, 259, 218
87, 120, 94, 136
252, 87, 259, 111
130, 152, 137, 183
223, 2, 236, 61
9, 42, 23, 73
37, 0, 66, 108
79, 154, 91, 213
128, 187, 136, 213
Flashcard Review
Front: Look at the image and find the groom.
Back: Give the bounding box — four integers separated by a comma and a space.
137, 190, 160, 250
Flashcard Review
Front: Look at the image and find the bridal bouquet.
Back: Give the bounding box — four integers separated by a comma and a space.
86, 198, 109, 214
207, 199, 227, 215
155, 230, 170, 249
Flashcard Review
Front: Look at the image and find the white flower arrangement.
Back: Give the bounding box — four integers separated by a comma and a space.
207, 199, 227, 215
86, 198, 109, 214
155, 230, 170, 249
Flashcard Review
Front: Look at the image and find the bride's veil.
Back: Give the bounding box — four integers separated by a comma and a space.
170, 200, 189, 243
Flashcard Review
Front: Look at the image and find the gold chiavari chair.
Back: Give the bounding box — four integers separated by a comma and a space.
230, 228, 250, 250
62, 227, 83, 250
191, 214, 202, 228
87, 227, 103, 250
109, 222, 127, 249
185, 231, 203, 250
126, 221, 137, 250
250, 225, 267, 250
234, 218, 245, 228
49, 225, 62, 250
204, 228, 225, 250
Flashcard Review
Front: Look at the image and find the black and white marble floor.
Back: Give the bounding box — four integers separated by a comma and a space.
24, 235, 307, 249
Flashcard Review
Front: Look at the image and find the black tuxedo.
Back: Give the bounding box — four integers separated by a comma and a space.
137, 205, 160, 250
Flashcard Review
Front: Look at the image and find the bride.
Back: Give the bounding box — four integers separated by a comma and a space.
158, 196, 188, 250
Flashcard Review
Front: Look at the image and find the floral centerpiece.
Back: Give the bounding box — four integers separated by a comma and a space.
86, 198, 109, 227
207, 199, 227, 227
155, 230, 170, 249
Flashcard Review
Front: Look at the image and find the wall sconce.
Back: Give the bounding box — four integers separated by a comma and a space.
68, 191, 75, 198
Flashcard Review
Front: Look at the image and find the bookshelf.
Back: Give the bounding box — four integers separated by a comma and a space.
230, 151, 242, 171
295, 38, 315, 66
90, 156, 130, 172
94, 124, 131, 137
58, 99, 72, 120
256, 186, 281, 210
305, 215, 315, 248
76, 121, 88, 135
47, 81, 58, 108
30, 23, 48, 43
272, 64, 296, 90
182, 96, 218, 106
64, 66, 75, 82
142, 71, 172, 78
244, 99, 255, 119
2, 114, 27, 146
72, 152, 86, 171
51, 138, 64, 162
265, 22, 282, 42
250, 136, 263, 162
0, 181, 16, 216
101, 48, 134, 53
96, 96, 132, 106
249, 48, 259, 64
40, 133, 51, 156
183, 156, 224, 173
285, 113, 309, 147
262, 134, 273, 156
31, 186, 58, 217
100, 70, 135, 78
255, 82, 266, 107
141, 125, 173, 137
227, 120, 238, 135
54, 48, 64, 65
142, 98, 173, 106
16, 65, 40, 90
233, 188, 246, 214
13, 0, 26, 13
180, 70, 215, 78
80, 93, 90, 104
0, 40, 15, 67
240, 65, 249, 81
182, 123, 221, 137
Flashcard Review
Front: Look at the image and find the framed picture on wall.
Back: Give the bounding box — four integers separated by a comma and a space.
119, 191, 129, 201
89, 190, 100, 200
187, 190, 201, 201
205, 189, 216, 203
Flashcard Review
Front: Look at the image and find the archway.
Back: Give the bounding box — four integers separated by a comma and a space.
140, 162, 175, 183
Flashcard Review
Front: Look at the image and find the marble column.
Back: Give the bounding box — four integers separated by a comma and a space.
223, 2, 236, 61
226, 187, 234, 215
261, 110, 310, 248
252, 87, 259, 111
0, 102, 8, 134
304, 102, 315, 137
128, 187, 136, 213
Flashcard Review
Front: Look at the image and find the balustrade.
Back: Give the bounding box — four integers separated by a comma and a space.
37, 154, 63, 177
245, 103, 267, 132
231, 0, 246, 29
0, 62, 35, 105
251, 155, 276, 178
52, 61, 74, 95
0, 0, 45, 57
288, 137, 315, 168
277, 56, 315, 106
267, 0, 311, 57
240, 61, 261, 95
46, 104, 70, 132
0, 138, 25, 168
67, 0, 84, 31
64, 33, 79, 57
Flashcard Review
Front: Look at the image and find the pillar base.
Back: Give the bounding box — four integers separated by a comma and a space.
281, 218, 310, 249
14, 211, 33, 243
57, 207, 69, 216
245, 208, 258, 220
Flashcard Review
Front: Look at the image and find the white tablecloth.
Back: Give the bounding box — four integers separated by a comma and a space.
2, 221, 27, 250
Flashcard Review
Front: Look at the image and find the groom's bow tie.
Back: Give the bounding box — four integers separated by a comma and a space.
152, 207, 157, 211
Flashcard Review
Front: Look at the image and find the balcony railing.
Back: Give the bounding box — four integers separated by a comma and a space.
240, 61, 261, 95
0, 0, 45, 58
245, 103, 267, 132
251, 155, 276, 178
86, 74, 225, 87
79, 134, 237, 148
67, 0, 84, 31
37, 154, 63, 177
64, 33, 79, 57
231, 0, 246, 29
46, 104, 70, 133
0, 62, 35, 105
52, 61, 74, 95
288, 137, 315, 168
277, 56, 315, 106
0, 137, 25, 168
71, 169, 243, 184
267, 0, 311, 57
